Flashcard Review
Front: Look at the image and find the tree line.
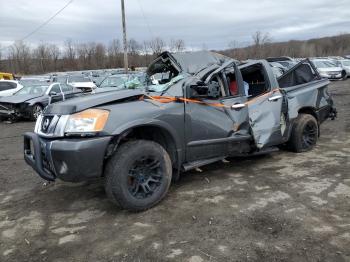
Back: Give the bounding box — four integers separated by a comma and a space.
0, 37, 185, 75
1, 32, 350, 75
221, 32, 350, 61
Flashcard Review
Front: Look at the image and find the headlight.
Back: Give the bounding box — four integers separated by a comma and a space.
65, 109, 109, 134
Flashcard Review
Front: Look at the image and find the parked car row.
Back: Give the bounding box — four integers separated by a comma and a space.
0, 69, 147, 122
0, 82, 82, 121
266, 56, 350, 81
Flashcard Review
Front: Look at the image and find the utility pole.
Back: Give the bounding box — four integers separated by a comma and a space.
121, 0, 128, 73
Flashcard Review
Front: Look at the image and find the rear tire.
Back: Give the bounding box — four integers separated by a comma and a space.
288, 114, 318, 153
105, 140, 172, 211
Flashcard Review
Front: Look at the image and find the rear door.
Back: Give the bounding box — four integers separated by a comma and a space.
240, 61, 287, 149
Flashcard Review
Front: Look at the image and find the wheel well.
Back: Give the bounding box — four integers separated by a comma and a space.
298, 107, 318, 122
111, 126, 178, 168
32, 103, 43, 108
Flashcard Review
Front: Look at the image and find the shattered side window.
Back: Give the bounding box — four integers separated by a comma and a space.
278, 61, 319, 88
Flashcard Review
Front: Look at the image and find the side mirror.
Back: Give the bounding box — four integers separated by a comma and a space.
207, 82, 220, 99
189, 80, 220, 99
49, 91, 57, 96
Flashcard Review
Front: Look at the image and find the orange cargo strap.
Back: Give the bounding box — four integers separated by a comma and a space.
141, 89, 279, 109
142, 95, 230, 108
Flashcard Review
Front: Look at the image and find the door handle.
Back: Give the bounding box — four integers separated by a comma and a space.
231, 103, 246, 110
268, 95, 283, 102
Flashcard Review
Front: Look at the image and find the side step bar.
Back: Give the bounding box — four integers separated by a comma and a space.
182, 147, 279, 172
182, 156, 226, 172
233, 146, 279, 157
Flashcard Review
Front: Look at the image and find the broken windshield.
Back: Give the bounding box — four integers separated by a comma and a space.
147, 74, 186, 92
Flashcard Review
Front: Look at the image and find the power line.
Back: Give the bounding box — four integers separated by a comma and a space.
0, 0, 74, 51
20, 0, 74, 41
136, 0, 154, 38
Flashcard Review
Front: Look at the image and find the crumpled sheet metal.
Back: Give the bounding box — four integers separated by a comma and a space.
248, 99, 281, 149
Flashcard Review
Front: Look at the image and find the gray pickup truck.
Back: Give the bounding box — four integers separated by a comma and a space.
24, 51, 336, 211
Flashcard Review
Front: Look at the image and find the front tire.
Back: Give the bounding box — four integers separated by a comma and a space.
31, 104, 43, 121
342, 71, 347, 81
105, 140, 172, 211
288, 114, 318, 153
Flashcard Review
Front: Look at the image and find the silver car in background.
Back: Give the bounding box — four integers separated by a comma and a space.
311, 59, 346, 80
337, 60, 350, 78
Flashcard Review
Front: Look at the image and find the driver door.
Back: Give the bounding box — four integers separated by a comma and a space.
185, 64, 250, 162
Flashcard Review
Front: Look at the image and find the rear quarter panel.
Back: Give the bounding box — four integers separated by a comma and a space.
283, 79, 332, 120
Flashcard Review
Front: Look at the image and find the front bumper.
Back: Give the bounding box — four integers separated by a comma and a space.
24, 132, 111, 182
0, 109, 15, 117
0, 105, 30, 119
319, 72, 343, 80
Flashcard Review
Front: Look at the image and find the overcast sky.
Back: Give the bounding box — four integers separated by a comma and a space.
1, 0, 350, 50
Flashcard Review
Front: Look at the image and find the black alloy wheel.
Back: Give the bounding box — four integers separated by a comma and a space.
127, 156, 163, 199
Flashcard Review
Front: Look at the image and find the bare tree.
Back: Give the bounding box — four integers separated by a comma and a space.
252, 31, 271, 46
251, 31, 272, 58
9, 41, 31, 74
149, 37, 165, 55
170, 39, 185, 52
128, 39, 141, 55
34, 43, 50, 73
48, 44, 60, 71
107, 39, 122, 68
63, 39, 76, 70
94, 43, 106, 69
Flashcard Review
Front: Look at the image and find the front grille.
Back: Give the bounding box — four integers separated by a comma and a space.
41, 116, 54, 133
328, 71, 341, 75
36, 114, 63, 137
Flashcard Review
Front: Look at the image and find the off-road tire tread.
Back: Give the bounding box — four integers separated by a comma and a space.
288, 113, 318, 153
105, 140, 172, 212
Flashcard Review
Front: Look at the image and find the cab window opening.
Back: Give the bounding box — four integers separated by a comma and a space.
240, 64, 270, 99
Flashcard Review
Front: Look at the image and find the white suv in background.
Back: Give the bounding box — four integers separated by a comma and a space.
311, 59, 346, 80
0, 80, 23, 97
337, 60, 350, 78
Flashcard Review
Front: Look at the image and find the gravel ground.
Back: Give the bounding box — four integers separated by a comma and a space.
0, 80, 349, 262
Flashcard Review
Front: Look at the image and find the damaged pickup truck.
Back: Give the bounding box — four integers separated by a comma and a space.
24, 51, 336, 211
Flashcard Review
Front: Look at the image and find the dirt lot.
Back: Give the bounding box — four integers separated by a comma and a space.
0, 81, 349, 262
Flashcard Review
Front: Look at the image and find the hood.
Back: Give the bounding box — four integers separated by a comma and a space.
0, 94, 42, 104
45, 89, 145, 115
